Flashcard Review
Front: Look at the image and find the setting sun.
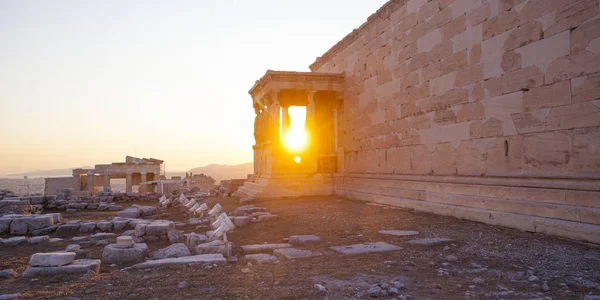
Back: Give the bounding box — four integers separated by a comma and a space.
283, 106, 308, 152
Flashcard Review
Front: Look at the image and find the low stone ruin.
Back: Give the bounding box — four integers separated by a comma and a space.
22, 252, 101, 277
0, 213, 62, 236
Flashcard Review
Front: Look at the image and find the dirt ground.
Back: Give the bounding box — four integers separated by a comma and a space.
1, 195, 599, 299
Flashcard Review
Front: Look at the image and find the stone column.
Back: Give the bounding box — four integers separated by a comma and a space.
125, 172, 133, 193
269, 91, 281, 143
281, 106, 290, 139
87, 170, 94, 195
140, 172, 147, 193
305, 90, 318, 173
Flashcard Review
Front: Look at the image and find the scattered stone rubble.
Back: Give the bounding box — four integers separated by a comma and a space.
0, 213, 62, 236
102, 236, 148, 265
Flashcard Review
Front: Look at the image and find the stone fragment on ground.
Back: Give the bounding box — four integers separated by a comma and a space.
118, 207, 141, 218
0, 269, 18, 279
241, 243, 292, 254
102, 243, 148, 265
91, 232, 116, 239
330, 242, 402, 255
1, 236, 27, 246
407, 238, 454, 246
274, 248, 321, 260
22, 259, 100, 277
153, 243, 191, 259
195, 240, 232, 257
97, 221, 113, 232
378, 230, 419, 237
167, 229, 184, 243
66, 244, 81, 252
243, 253, 279, 264
0, 294, 20, 300
289, 235, 321, 245
126, 254, 226, 269
232, 216, 251, 227
29, 252, 76, 267
27, 235, 49, 244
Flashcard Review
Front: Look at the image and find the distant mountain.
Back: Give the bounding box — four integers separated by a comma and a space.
188, 163, 253, 183
7, 166, 93, 177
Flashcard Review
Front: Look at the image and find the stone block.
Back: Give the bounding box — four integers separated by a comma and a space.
515, 30, 570, 72
571, 18, 600, 52
523, 131, 572, 174
243, 253, 279, 264
546, 102, 600, 131
502, 65, 543, 94
379, 230, 420, 236
29, 252, 76, 267
457, 140, 487, 175
232, 216, 251, 227
79, 222, 96, 234
97, 221, 113, 232
118, 207, 141, 218
544, 0, 598, 37
1, 236, 27, 246
27, 236, 49, 244
433, 110, 456, 125
168, 229, 184, 243
145, 221, 173, 236
135, 223, 147, 237
483, 91, 523, 118
330, 242, 402, 255
407, 238, 454, 246
572, 127, 600, 173
432, 143, 457, 175
486, 136, 523, 174
31, 226, 57, 236
410, 145, 432, 174
457, 102, 484, 122
9, 218, 29, 235
102, 243, 148, 265
523, 80, 572, 110
91, 232, 116, 239
241, 243, 292, 254
152, 243, 191, 259
126, 254, 226, 269
483, 10, 518, 39
112, 219, 129, 231
455, 64, 483, 86
0, 218, 12, 234
504, 20, 543, 51
511, 108, 551, 134
274, 248, 320, 260
289, 235, 321, 245
481, 118, 504, 137
571, 73, 600, 103
22, 259, 100, 278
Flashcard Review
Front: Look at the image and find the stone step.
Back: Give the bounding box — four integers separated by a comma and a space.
337, 184, 600, 225
337, 189, 600, 244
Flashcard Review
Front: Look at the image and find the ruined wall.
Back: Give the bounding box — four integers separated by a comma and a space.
311, 0, 600, 243
44, 177, 77, 195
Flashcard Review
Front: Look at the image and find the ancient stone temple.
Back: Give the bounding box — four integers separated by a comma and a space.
239, 0, 600, 244
45, 156, 164, 195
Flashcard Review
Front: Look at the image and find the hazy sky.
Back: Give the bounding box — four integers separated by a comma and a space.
0, 0, 387, 175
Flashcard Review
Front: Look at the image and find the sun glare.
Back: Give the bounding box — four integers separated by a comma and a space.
283, 106, 308, 152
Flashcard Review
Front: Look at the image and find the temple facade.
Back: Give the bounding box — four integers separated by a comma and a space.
239, 0, 600, 244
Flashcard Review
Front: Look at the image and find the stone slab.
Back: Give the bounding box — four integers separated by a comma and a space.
289, 235, 321, 245
22, 259, 101, 277
126, 254, 226, 269
243, 253, 279, 264
378, 230, 420, 237
407, 238, 454, 246
29, 252, 76, 267
274, 248, 320, 260
330, 242, 402, 255
240, 243, 293, 254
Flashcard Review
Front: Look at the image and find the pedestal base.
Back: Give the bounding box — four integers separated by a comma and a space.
237, 174, 333, 200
